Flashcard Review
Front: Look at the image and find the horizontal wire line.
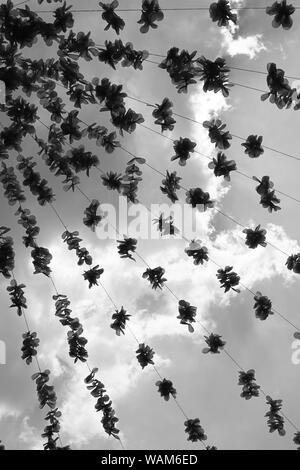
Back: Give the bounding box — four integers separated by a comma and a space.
33, 7, 300, 13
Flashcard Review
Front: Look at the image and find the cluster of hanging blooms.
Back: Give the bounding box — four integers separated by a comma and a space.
208, 152, 237, 181
42, 409, 70, 451
62, 230, 93, 266
209, 0, 237, 27
196, 56, 232, 96
265, 396, 286, 436
293, 432, 300, 450
98, 39, 149, 71
153, 214, 177, 237
286, 253, 300, 274
242, 135, 264, 159
243, 225, 267, 249
184, 419, 207, 443
253, 292, 274, 321
185, 240, 209, 266
122, 157, 146, 203
253, 176, 281, 213
83, 265, 104, 288
203, 119, 232, 150
266, 1, 295, 30
177, 300, 197, 333
142, 267, 167, 290
136, 343, 155, 369
160, 171, 182, 203
84, 367, 120, 440
32, 369, 57, 409
138, 0, 164, 34
186, 188, 214, 211
53, 294, 88, 363
110, 307, 131, 336
171, 137, 196, 166
22, 331, 40, 365
117, 237, 138, 261
152, 98, 176, 132
0, 227, 15, 279
156, 379, 177, 401
202, 334, 226, 354
16, 155, 55, 206
7, 280, 27, 317
238, 370, 260, 400
83, 200, 104, 232
217, 267, 241, 293
99, 1, 125, 35
262, 63, 298, 110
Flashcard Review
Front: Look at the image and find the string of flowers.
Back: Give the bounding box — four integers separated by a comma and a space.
0, 225, 69, 449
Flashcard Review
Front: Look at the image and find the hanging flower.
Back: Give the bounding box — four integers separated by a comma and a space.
99, 1, 125, 35
117, 237, 137, 261
83, 265, 104, 288
66, 146, 99, 176
265, 396, 286, 436
243, 225, 267, 249
7, 280, 27, 316
184, 419, 207, 442
202, 334, 226, 354
0, 227, 15, 279
54, 2, 74, 33
217, 266, 240, 293
21, 331, 40, 365
67, 330, 88, 363
185, 240, 209, 266
266, 1, 295, 30
171, 137, 196, 166
293, 432, 300, 450
253, 176, 281, 213
209, 0, 237, 27
197, 56, 232, 96
102, 171, 123, 192
238, 369, 260, 400
253, 292, 274, 321
31, 247, 52, 276
242, 135, 264, 159
261, 63, 295, 109
138, 0, 164, 33
160, 171, 182, 203
110, 307, 131, 336
203, 119, 232, 150
156, 379, 177, 401
186, 188, 214, 211
32, 370, 57, 409
83, 200, 103, 231
152, 98, 176, 132
62, 230, 93, 266
286, 253, 300, 274
142, 267, 167, 290
177, 300, 197, 333
136, 343, 155, 369
208, 152, 237, 181
159, 47, 198, 94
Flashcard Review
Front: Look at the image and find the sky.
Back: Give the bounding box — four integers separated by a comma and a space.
1, 0, 300, 450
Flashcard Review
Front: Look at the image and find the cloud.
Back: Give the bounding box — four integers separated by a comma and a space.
219, 1, 267, 59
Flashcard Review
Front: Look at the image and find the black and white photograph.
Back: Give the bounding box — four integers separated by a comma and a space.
0, 0, 300, 455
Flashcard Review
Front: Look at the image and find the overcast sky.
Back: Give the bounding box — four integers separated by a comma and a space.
1, 0, 300, 450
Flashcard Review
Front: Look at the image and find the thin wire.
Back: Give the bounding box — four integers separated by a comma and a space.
34, 7, 300, 13
230, 65, 300, 82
